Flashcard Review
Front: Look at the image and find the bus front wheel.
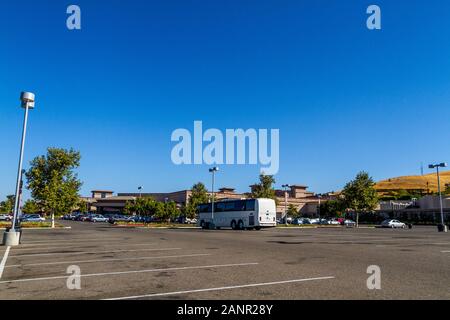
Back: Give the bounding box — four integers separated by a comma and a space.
254, 227, 261, 231
231, 220, 237, 230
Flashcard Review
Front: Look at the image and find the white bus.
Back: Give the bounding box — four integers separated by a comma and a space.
197, 198, 277, 230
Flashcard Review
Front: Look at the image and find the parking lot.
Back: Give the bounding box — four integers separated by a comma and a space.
0, 221, 449, 300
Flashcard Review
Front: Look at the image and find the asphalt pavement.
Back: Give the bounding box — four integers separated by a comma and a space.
0, 221, 449, 300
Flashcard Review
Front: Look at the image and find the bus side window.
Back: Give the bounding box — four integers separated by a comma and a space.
198, 204, 208, 213
235, 200, 246, 211
215, 202, 226, 212
225, 202, 235, 212
245, 199, 255, 211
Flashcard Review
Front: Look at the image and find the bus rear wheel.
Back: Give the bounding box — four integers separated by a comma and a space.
238, 220, 244, 230
200, 220, 206, 229
231, 220, 237, 230
254, 227, 261, 231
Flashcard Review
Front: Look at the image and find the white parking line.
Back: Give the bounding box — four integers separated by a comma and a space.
0, 262, 259, 284
105, 276, 335, 300
9, 247, 182, 258
5, 253, 212, 268
20, 238, 127, 245
441, 251, 450, 253
0, 246, 11, 279
10, 243, 157, 252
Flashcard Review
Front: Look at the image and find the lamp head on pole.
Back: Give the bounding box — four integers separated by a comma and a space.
209, 167, 219, 173
429, 163, 448, 169
20, 92, 35, 109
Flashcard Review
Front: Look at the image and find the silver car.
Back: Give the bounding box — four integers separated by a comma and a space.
381, 219, 406, 229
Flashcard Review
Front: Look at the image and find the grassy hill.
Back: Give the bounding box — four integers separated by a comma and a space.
375, 170, 450, 194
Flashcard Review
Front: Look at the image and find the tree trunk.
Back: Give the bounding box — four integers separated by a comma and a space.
356, 211, 359, 228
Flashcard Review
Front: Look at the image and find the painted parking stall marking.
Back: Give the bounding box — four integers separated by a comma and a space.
5, 253, 212, 268
0, 246, 11, 279
105, 276, 336, 300
0, 262, 259, 285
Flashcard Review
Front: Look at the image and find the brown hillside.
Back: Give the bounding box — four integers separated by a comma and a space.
375, 170, 450, 193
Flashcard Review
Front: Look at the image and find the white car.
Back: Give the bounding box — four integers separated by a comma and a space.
344, 219, 356, 227
327, 219, 341, 225
91, 214, 108, 223
185, 218, 198, 224
381, 219, 406, 229
0, 214, 12, 221
21, 214, 45, 222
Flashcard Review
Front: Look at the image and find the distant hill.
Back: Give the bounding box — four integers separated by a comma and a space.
375, 170, 450, 194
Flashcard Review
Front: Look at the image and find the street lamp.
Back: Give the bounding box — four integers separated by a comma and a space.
429, 163, 448, 232
317, 194, 323, 226
282, 184, 291, 226
3, 92, 35, 246
138, 186, 143, 198
209, 167, 219, 229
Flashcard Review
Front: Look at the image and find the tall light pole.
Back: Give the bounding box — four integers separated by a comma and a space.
429, 163, 448, 232
317, 194, 322, 226
3, 92, 35, 246
138, 186, 143, 198
282, 184, 290, 226
209, 167, 219, 229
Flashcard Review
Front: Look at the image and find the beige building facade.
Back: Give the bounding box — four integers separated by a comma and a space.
86, 185, 327, 217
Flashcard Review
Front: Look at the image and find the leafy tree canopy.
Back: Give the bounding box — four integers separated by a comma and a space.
342, 171, 379, 226
251, 174, 276, 200
25, 148, 82, 216
22, 199, 40, 214
0, 195, 15, 214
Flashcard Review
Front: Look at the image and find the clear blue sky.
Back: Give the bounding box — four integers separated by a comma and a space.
1, 0, 449, 200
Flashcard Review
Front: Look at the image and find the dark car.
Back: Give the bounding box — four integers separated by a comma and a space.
108, 215, 132, 224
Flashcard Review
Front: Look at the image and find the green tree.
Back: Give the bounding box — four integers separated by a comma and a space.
0, 195, 15, 214
25, 148, 82, 218
156, 201, 179, 222
287, 204, 299, 218
22, 199, 39, 214
183, 182, 210, 219
251, 174, 276, 200
342, 171, 379, 227
319, 199, 346, 218
77, 199, 89, 214
444, 184, 450, 195
123, 200, 135, 215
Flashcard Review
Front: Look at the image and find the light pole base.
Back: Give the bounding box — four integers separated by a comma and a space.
437, 224, 448, 233
2, 230, 21, 246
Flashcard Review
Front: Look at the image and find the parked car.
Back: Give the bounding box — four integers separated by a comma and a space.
0, 214, 12, 221
74, 214, 86, 221
381, 219, 406, 229
185, 218, 198, 224
21, 214, 45, 222
292, 218, 303, 225
80, 214, 93, 222
91, 214, 108, 223
108, 215, 133, 224
327, 219, 341, 225
343, 219, 356, 227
